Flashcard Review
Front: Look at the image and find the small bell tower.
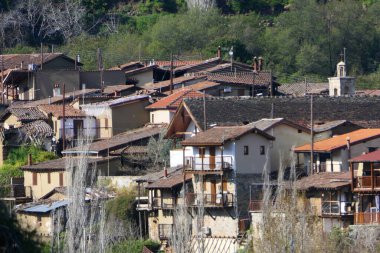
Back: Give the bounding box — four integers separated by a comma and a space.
328, 51, 355, 96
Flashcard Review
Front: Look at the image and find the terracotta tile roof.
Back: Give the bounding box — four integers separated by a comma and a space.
294, 172, 351, 190
278, 82, 329, 96
182, 125, 274, 146
19, 120, 53, 138
146, 170, 191, 189
63, 124, 166, 155
125, 65, 157, 76
21, 157, 117, 171
181, 81, 221, 92
313, 120, 362, 133
146, 89, 206, 110
174, 57, 222, 72
102, 84, 135, 95
350, 149, 380, 162
108, 61, 144, 71
81, 94, 150, 108
146, 75, 207, 90
1, 107, 47, 122
0, 53, 76, 70
38, 105, 87, 119
155, 60, 204, 68
111, 145, 148, 155
247, 118, 310, 133
205, 72, 273, 86
294, 129, 380, 152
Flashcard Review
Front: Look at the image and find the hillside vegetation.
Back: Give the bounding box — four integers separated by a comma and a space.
1, 0, 380, 86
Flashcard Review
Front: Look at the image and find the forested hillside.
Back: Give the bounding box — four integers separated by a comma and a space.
1, 0, 380, 86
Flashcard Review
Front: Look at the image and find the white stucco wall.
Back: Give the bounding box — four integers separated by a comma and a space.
150, 110, 173, 124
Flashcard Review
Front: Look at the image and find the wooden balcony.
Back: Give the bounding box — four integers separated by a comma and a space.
152, 197, 177, 210
249, 200, 264, 212
354, 212, 380, 225
321, 201, 354, 217
353, 176, 380, 192
158, 224, 173, 240
186, 193, 234, 208
184, 156, 233, 174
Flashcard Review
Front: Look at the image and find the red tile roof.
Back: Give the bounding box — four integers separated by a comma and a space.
294, 172, 351, 190
146, 89, 207, 110
350, 149, 380, 162
294, 129, 380, 152
146, 75, 207, 90
38, 105, 87, 119
0, 53, 75, 70
155, 60, 204, 68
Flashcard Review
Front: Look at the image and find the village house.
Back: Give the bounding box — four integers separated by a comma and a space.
80, 95, 151, 138
313, 120, 363, 141
349, 150, 380, 225
294, 129, 380, 174
38, 105, 96, 145
146, 89, 207, 124
21, 156, 120, 200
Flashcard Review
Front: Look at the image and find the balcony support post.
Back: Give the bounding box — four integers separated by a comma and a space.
221, 145, 224, 170
137, 181, 142, 239
371, 162, 374, 191
350, 162, 354, 191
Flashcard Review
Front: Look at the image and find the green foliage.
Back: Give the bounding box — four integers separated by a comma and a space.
327, 227, 353, 252
106, 188, 137, 222
0, 201, 45, 252
109, 239, 160, 253
0, 146, 57, 186
147, 130, 173, 166
3, 44, 38, 54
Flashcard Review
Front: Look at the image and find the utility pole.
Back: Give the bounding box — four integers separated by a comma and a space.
97, 48, 104, 93
62, 83, 66, 151
1, 55, 4, 104
310, 94, 314, 175
203, 92, 207, 131
170, 53, 174, 94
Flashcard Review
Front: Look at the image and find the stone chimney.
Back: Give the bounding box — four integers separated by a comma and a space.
253, 57, 258, 71
164, 167, 168, 178
27, 153, 32, 166
258, 57, 264, 71
53, 84, 61, 97
217, 46, 222, 59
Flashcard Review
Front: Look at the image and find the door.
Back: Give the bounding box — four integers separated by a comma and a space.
209, 147, 216, 170
198, 147, 205, 170
73, 120, 84, 140
210, 180, 216, 205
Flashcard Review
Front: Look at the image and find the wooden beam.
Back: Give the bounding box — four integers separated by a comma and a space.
371, 162, 374, 191
350, 162, 354, 191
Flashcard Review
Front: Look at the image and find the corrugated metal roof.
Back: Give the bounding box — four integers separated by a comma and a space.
22, 200, 68, 213
82, 94, 149, 107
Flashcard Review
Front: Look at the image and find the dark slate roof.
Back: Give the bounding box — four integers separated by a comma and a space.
63, 124, 166, 155
19, 120, 53, 138
313, 120, 361, 133
1, 107, 47, 122
247, 118, 309, 133
21, 157, 117, 172
183, 96, 380, 130
294, 172, 351, 190
182, 125, 274, 146
145, 170, 191, 189
278, 82, 329, 96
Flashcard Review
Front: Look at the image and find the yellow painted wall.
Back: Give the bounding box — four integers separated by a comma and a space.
24, 170, 65, 200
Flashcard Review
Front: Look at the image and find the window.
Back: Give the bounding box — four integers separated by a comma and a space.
47, 172, 51, 184
37, 215, 42, 226
199, 147, 205, 157
298, 129, 302, 133
59, 173, 64, 186
244, 146, 249, 155
104, 118, 109, 128
334, 88, 338, 96
151, 113, 154, 123
260, 146, 265, 155
368, 147, 378, 153
32, 172, 37, 185
54, 121, 57, 132
340, 67, 344, 77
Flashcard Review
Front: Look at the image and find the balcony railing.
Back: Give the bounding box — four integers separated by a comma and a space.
158, 224, 173, 240
353, 176, 380, 191
321, 201, 354, 216
249, 200, 264, 212
354, 212, 380, 224
152, 197, 176, 209
184, 156, 233, 172
0, 185, 32, 199
186, 193, 234, 207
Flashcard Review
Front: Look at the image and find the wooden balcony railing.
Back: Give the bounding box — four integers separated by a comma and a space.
354, 212, 380, 224
158, 224, 173, 240
186, 193, 234, 207
249, 200, 264, 212
353, 176, 380, 191
184, 156, 233, 172
152, 197, 176, 209
321, 201, 354, 216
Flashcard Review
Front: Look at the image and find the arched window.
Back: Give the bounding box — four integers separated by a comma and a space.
334, 88, 338, 96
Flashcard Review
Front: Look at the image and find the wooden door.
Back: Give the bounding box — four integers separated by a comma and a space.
211, 180, 216, 205
222, 179, 228, 192
209, 147, 216, 170
59, 173, 64, 186
73, 120, 84, 140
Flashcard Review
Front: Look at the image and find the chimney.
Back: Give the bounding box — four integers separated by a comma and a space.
164, 167, 168, 178
53, 84, 61, 97
27, 153, 32, 166
253, 57, 258, 71
48, 96, 51, 105
258, 57, 263, 71
346, 136, 351, 150
217, 46, 222, 59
